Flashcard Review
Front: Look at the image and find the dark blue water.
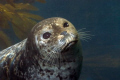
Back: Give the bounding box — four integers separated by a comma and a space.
33, 0, 120, 80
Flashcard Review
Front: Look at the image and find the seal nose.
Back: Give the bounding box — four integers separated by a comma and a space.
60, 31, 67, 36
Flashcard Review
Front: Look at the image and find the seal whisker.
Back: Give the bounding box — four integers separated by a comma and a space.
55, 50, 59, 67
48, 48, 56, 66
46, 52, 52, 65
78, 28, 93, 41
52, 53, 57, 66
51, 47, 59, 66
50, 53, 54, 66
49, 52, 54, 66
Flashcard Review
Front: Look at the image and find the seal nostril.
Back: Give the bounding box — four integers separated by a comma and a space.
60, 31, 67, 36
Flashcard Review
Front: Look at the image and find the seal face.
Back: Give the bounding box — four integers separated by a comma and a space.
0, 17, 83, 80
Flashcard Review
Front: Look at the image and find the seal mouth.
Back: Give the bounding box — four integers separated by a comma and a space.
61, 40, 78, 53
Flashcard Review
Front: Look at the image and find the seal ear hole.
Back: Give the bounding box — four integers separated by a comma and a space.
43, 32, 51, 39
63, 22, 69, 27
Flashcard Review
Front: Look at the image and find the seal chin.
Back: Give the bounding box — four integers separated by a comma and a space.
61, 40, 78, 53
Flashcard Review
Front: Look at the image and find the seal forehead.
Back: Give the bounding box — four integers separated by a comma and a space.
32, 17, 76, 33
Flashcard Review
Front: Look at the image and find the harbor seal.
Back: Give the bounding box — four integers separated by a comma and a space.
0, 17, 83, 80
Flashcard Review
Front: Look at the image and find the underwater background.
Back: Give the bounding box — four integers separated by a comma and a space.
0, 0, 120, 80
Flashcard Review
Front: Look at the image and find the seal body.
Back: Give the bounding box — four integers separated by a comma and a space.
0, 17, 83, 80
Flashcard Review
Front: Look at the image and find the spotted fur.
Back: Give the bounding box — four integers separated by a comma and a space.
0, 17, 83, 80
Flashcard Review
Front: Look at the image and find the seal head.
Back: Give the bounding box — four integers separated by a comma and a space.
28, 17, 81, 65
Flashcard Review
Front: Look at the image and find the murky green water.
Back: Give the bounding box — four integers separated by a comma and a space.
0, 0, 120, 80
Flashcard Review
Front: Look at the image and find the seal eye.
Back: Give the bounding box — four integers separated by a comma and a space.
63, 22, 69, 27
43, 32, 51, 39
